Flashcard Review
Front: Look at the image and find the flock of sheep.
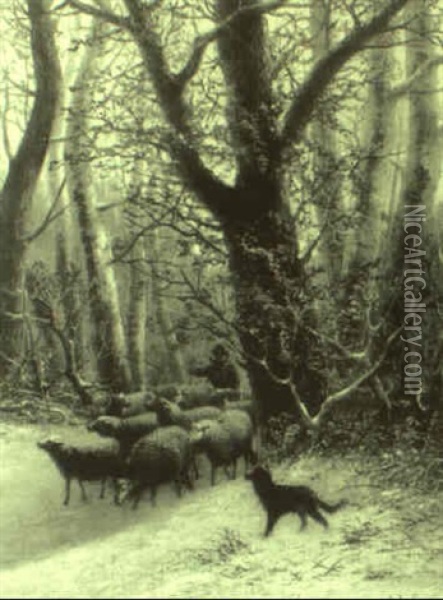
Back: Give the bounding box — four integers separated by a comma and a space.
37, 389, 258, 509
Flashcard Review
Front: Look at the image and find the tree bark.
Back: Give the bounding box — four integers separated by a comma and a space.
126, 238, 148, 391
0, 0, 61, 376
309, 0, 344, 285
49, 43, 87, 373
222, 197, 325, 420
148, 230, 186, 384
65, 16, 131, 392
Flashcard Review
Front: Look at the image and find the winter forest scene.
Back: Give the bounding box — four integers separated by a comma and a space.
0, 0, 442, 597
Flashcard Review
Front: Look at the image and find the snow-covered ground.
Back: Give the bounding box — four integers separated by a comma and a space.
0, 423, 441, 598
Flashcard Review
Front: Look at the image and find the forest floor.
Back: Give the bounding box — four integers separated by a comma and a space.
0, 421, 441, 599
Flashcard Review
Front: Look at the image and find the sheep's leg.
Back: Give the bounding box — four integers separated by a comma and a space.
223, 465, 231, 481
191, 456, 199, 480
99, 478, 107, 499
150, 486, 157, 507
211, 464, 217, 486
63, 477, 71, 506
299, 512, 308, 531
231, 459, 237, 480
78, 479, 88, 502
131, 484, 142, 510
174, 479, 182, 498
185, 470, 194, 491
112, 479, 121, 505
244, 449, 251, 471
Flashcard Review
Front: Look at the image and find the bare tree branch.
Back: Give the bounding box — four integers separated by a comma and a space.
239, 348, 314, 430
388, 54, 443, 100
174, 0, 286, 90
280, 0, 410, 150
179, 268, 237, 334
109, 221, 158, 265
21, 179, 67, 242
62, 0, 131, 29
311, 325, 402, 427
301, 219, 330, 265
49, 318, 95, 406
120, 0, 233, 215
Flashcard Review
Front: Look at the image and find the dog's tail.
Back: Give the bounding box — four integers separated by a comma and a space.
318, 498, 349, 513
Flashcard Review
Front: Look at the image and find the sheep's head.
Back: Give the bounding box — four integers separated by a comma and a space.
151, 397, 178, 425
143, 390, 156, 408
87, 415, 120, 436
189, 419, 214, 446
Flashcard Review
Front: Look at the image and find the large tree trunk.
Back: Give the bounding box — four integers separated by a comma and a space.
338, 47, 393, 350
403, 1, 442, 418
49, 43, 86, 374
222, 197, 325, 421
0, 0, 61, 376
377, 1, 441, 420
124, 165, 148, 390
65, 16, 131, 392
55, 233, 86, 371
309, 0, 344, 286
126, 240, 148, 390
148, 230, 186, 384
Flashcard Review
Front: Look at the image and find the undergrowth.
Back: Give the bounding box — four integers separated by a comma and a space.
194, 528, 251, 566
261, 411, 443, 494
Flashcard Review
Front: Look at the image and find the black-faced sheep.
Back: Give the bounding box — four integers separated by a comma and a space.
190, 409, 255, 486
87, 412, 159, 458
37, 438, 127, 506
122, 425, 196, 509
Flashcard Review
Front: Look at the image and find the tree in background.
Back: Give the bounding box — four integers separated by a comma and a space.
0, 0, 62, 377
64, 11, 132, 392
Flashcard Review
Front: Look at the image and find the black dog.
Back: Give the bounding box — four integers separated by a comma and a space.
245, 465, 348, 536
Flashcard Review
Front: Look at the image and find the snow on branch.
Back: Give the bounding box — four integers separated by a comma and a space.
311, 325, 402, 428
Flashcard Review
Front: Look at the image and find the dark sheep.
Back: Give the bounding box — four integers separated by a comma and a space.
37, 438, 127, 506
149, 399, 220, 480
190, 408, 255, 486
151, 384, 182, 403
87, 412, 159, 458
105, 391, 156, 418
151, 398, 222, 431
177, 385, 240, 409
224, 399, 257, 428
123, 425, 196, 509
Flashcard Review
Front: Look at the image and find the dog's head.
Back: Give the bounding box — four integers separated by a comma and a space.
245, 464, 272, 484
